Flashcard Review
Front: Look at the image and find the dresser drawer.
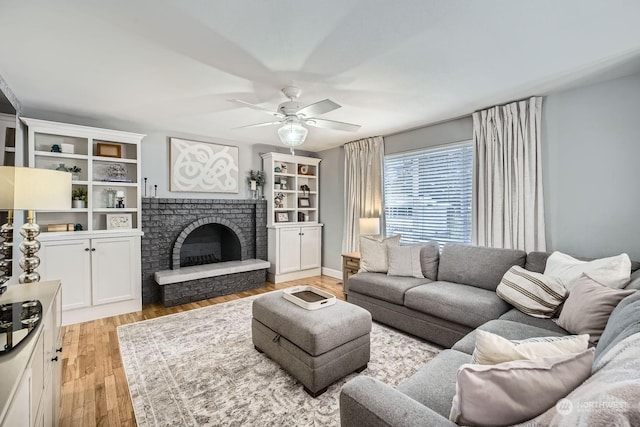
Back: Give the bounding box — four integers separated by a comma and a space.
343, 258, 360, 270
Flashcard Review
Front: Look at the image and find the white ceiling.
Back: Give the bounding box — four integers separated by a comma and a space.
1, 0, 640, 152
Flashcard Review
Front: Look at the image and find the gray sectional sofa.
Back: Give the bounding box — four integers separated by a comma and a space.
340, 243, 640, 426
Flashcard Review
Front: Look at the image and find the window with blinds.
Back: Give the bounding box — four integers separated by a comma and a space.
384, 142, 473, 245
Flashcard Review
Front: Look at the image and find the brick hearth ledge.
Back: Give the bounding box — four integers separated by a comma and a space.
154, 259, 270, 285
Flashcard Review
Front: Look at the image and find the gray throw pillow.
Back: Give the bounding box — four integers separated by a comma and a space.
556, 274, 635, 344
450, 348, 595, 426
387, 245, 424, 278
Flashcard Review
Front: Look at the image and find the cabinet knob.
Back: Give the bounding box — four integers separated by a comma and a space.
84, 248, 90, 251
91, 248, 96, 252
56, 347, 62, 353
51, 356, 59, 362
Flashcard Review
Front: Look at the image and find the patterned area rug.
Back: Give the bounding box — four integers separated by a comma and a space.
118, 293, 441, 426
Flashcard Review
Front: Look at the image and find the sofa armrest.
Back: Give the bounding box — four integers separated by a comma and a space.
340, 376, 457, 427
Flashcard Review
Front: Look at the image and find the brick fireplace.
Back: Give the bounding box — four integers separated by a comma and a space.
141, 198, 267, 305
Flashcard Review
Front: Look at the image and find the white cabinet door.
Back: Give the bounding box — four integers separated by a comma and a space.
91, 236, 136, 305
39, 239, 91, 311
3, 368, 31, 427
278, 228, 301, 274
299, 226, 321, 270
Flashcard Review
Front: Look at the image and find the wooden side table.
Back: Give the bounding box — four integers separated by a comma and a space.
342, 252, 361, 297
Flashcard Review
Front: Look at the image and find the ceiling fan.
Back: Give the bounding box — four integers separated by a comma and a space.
230, 86, 361, 152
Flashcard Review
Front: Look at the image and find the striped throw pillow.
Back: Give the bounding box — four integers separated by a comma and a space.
496, 266, 568, 318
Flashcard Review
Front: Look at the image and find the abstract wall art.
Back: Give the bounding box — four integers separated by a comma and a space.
170, 138, 239, 193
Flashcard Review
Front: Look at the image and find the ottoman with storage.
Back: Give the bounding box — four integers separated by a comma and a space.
252, 291, 372, 397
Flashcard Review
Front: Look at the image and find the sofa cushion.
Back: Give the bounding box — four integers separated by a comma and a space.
452, 319, 567, 355
450, 349, 595, 426
496, 266, 567, 318
556, 274, 634, 344
499, 309, 569, 334
625, 269, 640, 290
524, 251, 550, 273
387, 245, 424, 278
420, 241, 440, 280
347, 272, 429, 305
595, 291, 640, 364
359, 234, 400, 273
404, 281, 510, 329
397, 349, 471, 418
471, 329, 589, 364
544, 251, 632, 290
437, 244, 526, 291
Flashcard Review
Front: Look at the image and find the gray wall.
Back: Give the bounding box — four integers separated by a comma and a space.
384, 117, 473, 155
20, 70, 640, 271
318, 71, 640, 271
317, 145, 345, 272
542, 72, 640, 260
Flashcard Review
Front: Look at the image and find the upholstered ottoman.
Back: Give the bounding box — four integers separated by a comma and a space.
252, 291, 372, 397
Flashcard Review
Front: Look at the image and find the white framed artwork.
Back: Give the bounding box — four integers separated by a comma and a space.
106, 213, 132, 230
170, 138, 239, 193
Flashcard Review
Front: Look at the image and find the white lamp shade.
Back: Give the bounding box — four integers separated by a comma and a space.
359, 217, 381, 235
277, 122, 308, 146
0, 166, 72, 210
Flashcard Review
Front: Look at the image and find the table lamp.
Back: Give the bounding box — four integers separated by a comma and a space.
359, 217, 381, 236
0, 167, 71, 283
0, 181, 13, 293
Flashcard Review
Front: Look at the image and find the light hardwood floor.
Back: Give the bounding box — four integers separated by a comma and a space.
59, 275, 344, 427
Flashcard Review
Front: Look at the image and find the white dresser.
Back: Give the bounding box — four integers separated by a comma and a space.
0, 281, 62, 427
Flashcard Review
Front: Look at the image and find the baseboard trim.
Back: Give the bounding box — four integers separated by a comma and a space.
321, 267, 342, 280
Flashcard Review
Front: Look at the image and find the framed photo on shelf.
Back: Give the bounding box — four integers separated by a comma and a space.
298, 198, 310, 208
106, 213, 132, 230
97, 142, 122, 158
276, 212, 289, 223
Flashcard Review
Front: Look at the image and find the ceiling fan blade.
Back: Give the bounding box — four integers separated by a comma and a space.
296, 99, 341, 117
229, 99, 284, 118
233, 121, 283, 130
305, 118, 361, 132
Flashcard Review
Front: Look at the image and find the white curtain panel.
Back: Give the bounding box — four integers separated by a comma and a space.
342, 136, 384, 253
472, 97, 546, 252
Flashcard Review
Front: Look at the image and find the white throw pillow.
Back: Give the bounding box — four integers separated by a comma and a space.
450, 349, 595, 426
544, 251, 631, 290
387, 245, 425, 278
471, 330, 590, 365
496, 266, 567, 318
358, 234, 400, 273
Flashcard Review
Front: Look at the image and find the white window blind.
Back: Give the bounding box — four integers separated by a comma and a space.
384, 142, 473, 245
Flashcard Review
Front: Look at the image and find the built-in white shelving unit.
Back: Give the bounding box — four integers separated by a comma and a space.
262, 152, 323, 283
22, 118, 145, 325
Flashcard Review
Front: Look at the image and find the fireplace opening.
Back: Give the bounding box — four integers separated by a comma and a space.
179, 223, 241, 268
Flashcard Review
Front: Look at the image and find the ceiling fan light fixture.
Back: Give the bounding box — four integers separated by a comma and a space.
277, 121, 308, 147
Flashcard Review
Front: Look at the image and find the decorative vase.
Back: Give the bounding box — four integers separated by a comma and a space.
105, 188, 116, 208
72, 173, 80, 181
56, 163, 68, 172
73, 200, 85, 209
257, 186, 263, 200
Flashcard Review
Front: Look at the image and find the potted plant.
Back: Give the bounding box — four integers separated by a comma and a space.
68, 165, 82, 181
72, 187, 87, 208
247, 170, 266, 199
